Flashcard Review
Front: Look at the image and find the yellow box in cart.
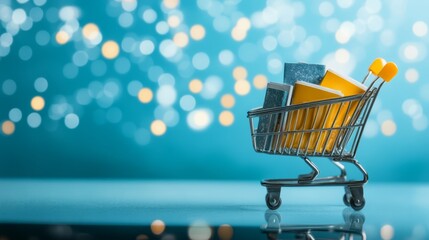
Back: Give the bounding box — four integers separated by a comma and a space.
278, 81, 344, 153
319, 69, 367, 152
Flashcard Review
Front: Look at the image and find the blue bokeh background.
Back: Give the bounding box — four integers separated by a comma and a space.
1, 0, 428, 181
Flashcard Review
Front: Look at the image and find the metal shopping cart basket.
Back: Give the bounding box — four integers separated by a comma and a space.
247, 60, 398, 211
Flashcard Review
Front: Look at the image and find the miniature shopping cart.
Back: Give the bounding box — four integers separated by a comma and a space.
247, 60, 398, 211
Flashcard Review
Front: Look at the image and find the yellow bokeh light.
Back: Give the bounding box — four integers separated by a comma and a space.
232, 66, 247, 80
167, 15, 181, 28
236, 17, 251, 31
190, 24, 206, 41
150, 220, 166, 235
55, 30, 70, 45
219, 111, 234, 126
163, 0, 179, 9
151, 120, 167, 136
381, 120, 397, 137
101, 40, 120, 59
218, 224, 233, 240
231, 27, 247, 42
234, 80, 251, 96
2, 120, 15, 135
138, 88, 153, 103
253, 74, 268, 89
173, 32, 189, 48
220, 94, 235, 108
189, 79, 203, 93
380, 224, 394, 240
31, 96, 45, 111
82, 23, 100, 40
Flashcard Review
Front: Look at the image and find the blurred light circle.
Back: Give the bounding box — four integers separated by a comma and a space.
148, 66, 164, 82
34, 77, 48, 93
402, 99, 422, 119
135, 128, 151, 145
82, 23, 99, 40
18, 45, 32, 61
27, 112, 42, 128
12, 8, 26, 25
1, 120, 15, 135
0, 33, 13, 48
190, 24, 206, 40
219, 50, 234, 66
213, 16, 230, 33
55, 30, 70, 45
402, 44, 420, 61
163, 108, 179, 127
103, 81, 120, 98
188, 220, 212, 240
319, 1, 334, 17
197, 0, 211, 10
380, 224, 394, 240
127, 80, 143, 97
151, 120, 167, 136
335, 48, 350, 63
337, 0, 353, 8
35, 30, 50, 46
232, 66, 247, 80
187, 108, 213, 131
192, 52, 210, 70
367, 15, 383, 32
2, 79, 17, 95
234, 80, 251, 96
365, 0, 382, 14
114, 57, 131, 74
158, 73, 175, 86
72, 50, 89, 67
220, 94, 235, 108
167, 15, 181, 28
102, 40, 120, 59
118, 12, 134, 28
138, 88, 153, 103
262, 35, 277, 51
151, 219, 166, 235
413, 21, 428, 37
163, 0, 180, 9
31, 96, 45, 111
201, 76, 223, 99
253, 74, 268, 89
142, 8, 157, 24
218, 224, 233, 240
173, 32, 189, 48
156, 21, 169, 35
325, 18, 340, 33
267, 57, 283, 74
9, 108, 22, 122
156, 85, 177, 106
160, 39, 178, 58
363, 119, 378, 138
139, 39, 155, 55
64, 113, 79, 129
231, 27, 247, 41
219, 110, 234, 126
106, 107, 122, 123
91, 60, 107, 77
180, 95, 196, 111
277, 30, 294, 47
63, 63, 79, 79
189, 79, 203, 93
413, 115, 428, 131
122, 0, 137, 12
75, 88, 92, 105
34, 0, 47, 6
59, 6, 79, 21
405, 68, 419, 83
121, 37, 136, 53
381, 119, 396, 137
335, 21, 355, 44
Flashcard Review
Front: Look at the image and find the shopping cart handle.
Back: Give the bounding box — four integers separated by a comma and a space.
369, 58, 386, 75
377, 62, 398, 82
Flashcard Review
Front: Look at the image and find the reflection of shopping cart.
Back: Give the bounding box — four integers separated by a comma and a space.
261, 209, 365, 240
247, 60, 398, 211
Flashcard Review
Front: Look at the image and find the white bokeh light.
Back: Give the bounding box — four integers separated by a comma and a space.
192, 52, 210, 70
65, 113, 79, 129
156, 85, 177, 107
187, 108, 213, 131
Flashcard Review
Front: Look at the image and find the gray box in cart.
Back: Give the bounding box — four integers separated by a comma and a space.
256, 82, 293, 151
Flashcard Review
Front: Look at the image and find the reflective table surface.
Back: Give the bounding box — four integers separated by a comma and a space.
0, 180, 428, 239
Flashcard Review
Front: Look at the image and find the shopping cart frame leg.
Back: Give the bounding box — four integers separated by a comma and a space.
339, 158, 368, 211
298, 157, 319, 183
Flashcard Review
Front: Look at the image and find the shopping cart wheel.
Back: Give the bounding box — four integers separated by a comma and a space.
265, 192, 282, 210
350, 197, 365, 211
343, 194, 351, 207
